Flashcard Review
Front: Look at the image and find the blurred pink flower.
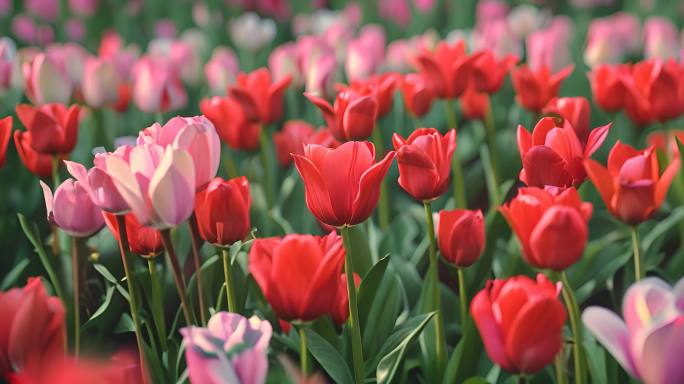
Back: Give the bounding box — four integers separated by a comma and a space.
26, 0, 58, 21
65, 19, 85, 42
526, 17, 573, 72
473, 19, 522, 58
345, 25, 386, 81
379, 0, 410, 27
644, 16, 678, 60
23, 52, 73, 105
269, 43, 301, 88
69, 0, 98, 17
132, 55, 187, 113
82, 57, 119, 108
154, 19, 177, 38
476, 0, 508, 27
206, 47, 239, 96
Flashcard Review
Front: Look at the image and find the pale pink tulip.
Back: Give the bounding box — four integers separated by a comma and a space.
132, 55, 187, 113
205, 47, 239, 96
82, 57, 119, 108
644, 17, 678, 60
40, 179, 105, 237
22, 52, 72, 105
345, 25, 386, 81
269, 43, 301, 88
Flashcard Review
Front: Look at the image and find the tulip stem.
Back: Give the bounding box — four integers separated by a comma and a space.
560, 272, 586, 384
259, 127, 275, 211
147, 258, 167, 352
115, 215, 149, 383
188, 214, 207, 325
445, 100, 466, 208
299, 324, 309, 376
517, 374, 528, 384
631, 226, 642, 281
445, 99, 458, 131
555, 347, 568, 384
160, 229, 194, 326
222, 152, 240, 179
221, 247, 237, 313
372, 126, 390, 230
484, 97, 499, 187
457, 267, 468, 335
340, 226, 365, 384
423, 201, 446, 373
51, 155, 61, 188
70, 236, 81, 356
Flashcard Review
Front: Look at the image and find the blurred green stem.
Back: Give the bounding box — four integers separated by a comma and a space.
221, 247, 237, 312
160, 229, 194, 326
423, 201, 446, 373
631, 226, 642, 281
147, 258, 167, 352
340, 226, 365, 384
457, 267, 467, 335
445, 101, 466, 208
70, 236, 81, 356
372, 126, 390, 230
92, 108, 110, 150
555, 347, 568, 384
484, 97, 499, 187
299, 324, 309, 376
259, 127, 274, 210
188, 214, 207, 325
560, 272, 586, 384
222, 151, 240, 179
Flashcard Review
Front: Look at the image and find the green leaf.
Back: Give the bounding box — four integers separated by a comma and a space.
442, 316, 483, 384
358, 255, 390, 329
462, 378, 490, 384
362, 273, 403, 357
305, 328, 354, 384
376, 312, 435, 384
82, 284, 116, 329
347, 225, 374, 276
0, 258, 30, 290
93, 263, 119, 284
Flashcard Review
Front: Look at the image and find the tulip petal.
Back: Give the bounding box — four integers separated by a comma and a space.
351, 150, 396, 225
655, 158, 680, 209
528, 206, 587, 270
471, 289, 516, 372
149, 147, 195, 228
584, 123, 612, 158
622, 278, 673, 334
516, 125, 532, 158
39, 180, 54, 220
522, 146, 572, 187
584, 159, 614, 209
640, 317, 684, 384
106, 155, 151, 225
342, 95, 377, 140
607, 141, 640, 176
582, 306, 639, 378
229, 88, 260, 122
304, 93, 335, 127
292, 154, 338, 226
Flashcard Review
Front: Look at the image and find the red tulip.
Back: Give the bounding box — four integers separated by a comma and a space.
0, 116, 11, 168
13, 131, 55, 177
273, 121, 339, 167
437, 209, 485, 267
414, 41, 478, 99
339, 73, 397, 118
103, 213, 164, 257
472, 51, 518, 94
229, 68, 291, 125
392, 128, 456, 201
471, 274, 566, 374
622, 59, 684, 125
305, 90, 378, 141
248, 232, 345, 321
399, 73, 434, 117
648, 129, 684, 160
461, 85, 490, 121
330, 273, 361, 325
588, 64, 629, 114
584, 141, 680, 224
194, 177, 251, 246
500, 187, 592, 270
517, 117, 611, 188
511, 65, 573, 113
292, 141, 396, 227
200, 96, 261, 150
15, 103, 80, 155
0, 278, 65, 378
542, 97, 591, 143
10, 353, 145, 384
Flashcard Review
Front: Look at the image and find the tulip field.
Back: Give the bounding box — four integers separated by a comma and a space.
3, 0, 684, 383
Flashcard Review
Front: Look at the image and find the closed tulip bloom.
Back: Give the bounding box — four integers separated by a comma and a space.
400, 73, 434, 117
194, 177, 251, 246
293, 141, 396, 227
306, 89, 378, 141
511, 64, 573, 113
249, 232, 345, 321
15, 103, 80, 155
229, 68, 291, 125
517, 117, 611, 188
0, 116, 11, 168
583, 277, 684, 384
584, 141, 680, 225
22, 52, 73, 105
132, 55, 187, 113
273, 121, 338, 167
588, 64, 629, 113
345, 24, 386, 81
204, 47, 239, 96
13, 131, 54, 177
304, 53, 338, 100
340, 73, 397, 118
269, 43, 302, 88
181, 312, 272, 384
461, 86, 490, 121
542, 97, 591, 143
200, 96, 261, 151
82, 57, 119, 108
623, 60, 684, 124
0, 277, 65, 379
414, 40, 478, 99
471, 274, 566, 374
103, 212, 163, 257
137, 116, 221, 189
105, 143, 196, 229
500, 187, 592, 270
331, 273, 360, 326
40, 178, 104, 237
392, 128, 456, 201
437, 209, 485, 267
472, 51, 518, 94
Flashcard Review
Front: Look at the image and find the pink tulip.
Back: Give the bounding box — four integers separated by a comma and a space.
105, 143, 195, 229
527, 18, 573, 72
82, 57, 119, 108
68, 0, 98, 17
0, 0, 11, 16
473, 20, 522, 59
205, 47, 239, 96
181, 312, 271, 384
378, 0, 410, 27
40, 179, 105, 237
304, 53, 338, 99
45, 43, 89, 88
137, 116, 220, 189
345, 25, 386, 81
269, 43, 302, 88
476, 0, 508, 27
644, 17, 679, 60
11, 15, 38, 44
26, 0, 58, 21
65, 19, 85, 42
0, 38, 17, 93
22, 52, 72, 105
583, 277, 684, 384
132, 55, 187, 113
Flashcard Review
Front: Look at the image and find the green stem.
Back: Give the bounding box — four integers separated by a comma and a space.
423, 201, 446, 372
221, 248, 237, 312
483, 97, 499, 187
340, 226, 365, 384
51, 156, 61, 188
299, 324, 309, 376
115, 215, 148, 383
457, 267, 468, 335
92, 108, 110, 150
160, 229, 194, 326
631, 226, 642, 281
147, 258, 167, 352
560, 272, 586, 384
372, 126, 390, 230
222, 151, 240, 179
517, 374, 528, 384
445, 101, 466, 208
555, 346, 568, 384
445, 99, 457, 131
259, 127, 274, 209
70, 236, 80, 356
188, 214, 207, 325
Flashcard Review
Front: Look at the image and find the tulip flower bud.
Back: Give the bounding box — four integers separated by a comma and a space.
588, 64, 628, 113
273, 120, 339, 168
229, 68, 291, 125
0, 116, 11, 168
248, 232, 345, 321
340, 73, 396, 119
229, 12, 276, 52
22, 52, 73, 105
471, 274, 566, 374
437, 209, 485, 267
415, 41, 477, 99
204, 47, 239, 96
194, 177, 251, 246
306, 90, 378, 142
200, 96, 261, 151
345, 24, 386, 81
15, 103, 80, 156
511, 64, 573, 113
542, 97, 591, 143
13, 130, 54, 177
82, 57, 119, 108
103, 212, 163, 257
472, 51, 518, 94
40, 179, 105, 237
461, 86, 490, 121
269, 43, 301, 88
132, 55, 187, 114
64, 151, 130, 214
643, 17, 678, 60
